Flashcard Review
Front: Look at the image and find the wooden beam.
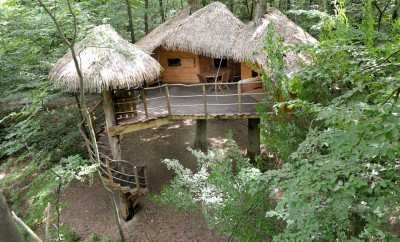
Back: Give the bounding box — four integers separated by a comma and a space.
108, 114, 261, 136
108, 117, 172, 136
247, 118, 260, 163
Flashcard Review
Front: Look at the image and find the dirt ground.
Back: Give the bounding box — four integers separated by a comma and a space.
61, 119, 249, 241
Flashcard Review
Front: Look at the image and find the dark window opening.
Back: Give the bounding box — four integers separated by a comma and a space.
251, 70, 258, 77
168, 58, 182, 67
213, 58, 227, 68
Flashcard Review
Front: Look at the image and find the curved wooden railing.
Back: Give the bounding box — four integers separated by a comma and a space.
113, 79, 265, 124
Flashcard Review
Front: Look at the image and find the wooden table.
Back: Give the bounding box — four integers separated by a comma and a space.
201, 70, 223, 83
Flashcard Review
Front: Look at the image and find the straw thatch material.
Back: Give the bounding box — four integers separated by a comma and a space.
235, 8, 318, 76
137, 3, 317, 75
136, 2, 245, 60
50, 24, 162, 93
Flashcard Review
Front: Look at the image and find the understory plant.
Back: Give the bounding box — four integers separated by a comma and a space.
158, 140, 280, 241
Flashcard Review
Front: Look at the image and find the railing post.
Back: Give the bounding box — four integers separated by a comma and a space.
165, 85, 172, 115
141, 88, 149, 119
202, 85, 207, 116
134, 167, 140, 190
143, 167, 148, 188
105, 158, 113, 182
237, 82, 242, 113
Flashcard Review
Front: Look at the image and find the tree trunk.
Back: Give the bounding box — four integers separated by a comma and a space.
144, 0, 149, 34
159, 0, 165, 23
188, 0, 201, 13
102, 90, 122, 160
253, 0, 266, 21
393, 0, 400, 23
0, 193, 24, 242
125, 0, 135, 43
194, 119, 208, 152
247, 118, 260, 163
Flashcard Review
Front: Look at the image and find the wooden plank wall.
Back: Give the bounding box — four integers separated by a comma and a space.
240, 63, 263, 92
156, 48, 201, 84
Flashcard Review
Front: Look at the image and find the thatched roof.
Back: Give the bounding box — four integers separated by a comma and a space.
136, 2, 245, 60
235, 8, 318, 75
50, 24, 162, 93
137, 3, 317, 75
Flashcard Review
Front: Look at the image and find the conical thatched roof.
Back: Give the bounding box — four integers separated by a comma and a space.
235, 8, 318, 75
136, 2, 245, 60
137, 3, 317, 75
50, 24, 162, 93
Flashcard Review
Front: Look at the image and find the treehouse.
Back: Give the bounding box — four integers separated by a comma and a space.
49, 3, 316, 220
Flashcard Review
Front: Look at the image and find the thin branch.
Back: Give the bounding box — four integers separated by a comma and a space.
66, 0, 78, 44
11, 211, 43, 242
36, 0, 71, 47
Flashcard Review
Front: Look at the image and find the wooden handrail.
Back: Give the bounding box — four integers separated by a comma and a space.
142, 80, 262, 90
113, 81, 265, 123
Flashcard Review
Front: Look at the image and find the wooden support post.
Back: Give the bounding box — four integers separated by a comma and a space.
194, 119, 208, 152
237, 83, 242, 113
102, 89, 122, 160
103, 89, 131, 221
134, 167, 140, 190
165, 85, 172, 115
105, 158, 113, 181
143, 167, 148, 188
131, 90, 137, 117
202, 85, 207, 116
141, 89, 149, 119
247, 118, 260, 163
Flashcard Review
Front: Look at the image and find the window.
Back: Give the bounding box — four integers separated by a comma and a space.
213, 58, 227, 68
168, 58, 182, 67
251, 70, 259, 77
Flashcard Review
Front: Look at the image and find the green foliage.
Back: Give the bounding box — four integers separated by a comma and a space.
262, 3, 400, 241
159, 2, 400, 241
158, 141, 279, 241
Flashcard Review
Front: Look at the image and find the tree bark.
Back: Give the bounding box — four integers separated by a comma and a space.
0, 193, 24, 242
247, 118, 260, 163
393, 0, 400, 22
125, 0, 135, 43
144, 0, 149, 34
102, 90, 122, 160
188, 0, 202, 13
194, 119, 208, 152
159, 0, 165, 23
253, 0, 266, 21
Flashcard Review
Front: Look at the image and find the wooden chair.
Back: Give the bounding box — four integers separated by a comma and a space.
197, 73, 207, 83
218, 70, 231, 91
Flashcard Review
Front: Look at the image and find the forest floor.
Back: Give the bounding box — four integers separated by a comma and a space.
61, 119, 249, 241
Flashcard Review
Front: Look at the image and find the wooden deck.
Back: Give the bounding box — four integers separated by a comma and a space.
109, 81, 264, 136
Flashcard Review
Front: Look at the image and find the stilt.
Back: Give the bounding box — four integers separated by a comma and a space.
247, 118, 260, 163
194, 119, 208, 152
103, 89, 130, 220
